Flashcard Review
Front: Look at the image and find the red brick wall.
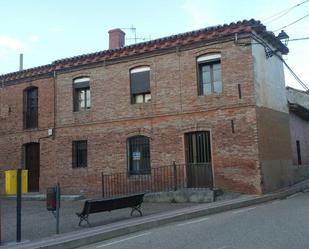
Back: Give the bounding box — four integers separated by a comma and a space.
55, 41, 255, 127
0, 78, 54, 135
0, 39, 263, 196
0, 77, 54, 168
40, 107, 260, 196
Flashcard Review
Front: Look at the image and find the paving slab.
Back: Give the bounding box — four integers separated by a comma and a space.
0, 199, 197, 244
3, 194, 84, 201
1, 179, 309, 249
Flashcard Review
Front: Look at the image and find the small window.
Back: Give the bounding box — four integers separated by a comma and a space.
72, 140, 87, 168
127, 136, 150, 175
23, 87, 38, 129
197, 54, 222, 96
73, 77, 91, 111
296, 140, 302, 165
130, 66, 151, 104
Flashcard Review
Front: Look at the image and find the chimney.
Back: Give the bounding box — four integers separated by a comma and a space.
108, 29, 125, 49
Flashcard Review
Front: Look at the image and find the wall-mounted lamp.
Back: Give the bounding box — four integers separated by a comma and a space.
277, 30, 289, 46
265, 30, 289, 59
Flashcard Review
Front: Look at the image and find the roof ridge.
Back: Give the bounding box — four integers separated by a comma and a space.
1, 18, 286, 84
286, 86, 309, 94
53, 19, 260, 64
0, 63, 53, 80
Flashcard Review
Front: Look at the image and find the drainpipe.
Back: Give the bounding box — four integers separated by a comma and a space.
176, 46, 183, 113
0, 79, 3, 115
53, 70, 57, 139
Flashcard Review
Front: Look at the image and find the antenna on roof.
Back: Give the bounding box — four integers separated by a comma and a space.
120, 24, 149, 44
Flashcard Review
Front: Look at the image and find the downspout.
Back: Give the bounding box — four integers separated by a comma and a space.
53, 70, 57, 139
176, 46, 183, 113
0, 79, 3, 109
0, 79, 2, 122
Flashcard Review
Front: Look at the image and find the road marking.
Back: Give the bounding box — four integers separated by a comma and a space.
96, 232, 151, 248
286, 193, 300, 199
176, 217, 209, 226
271, 200, 280, 205
232, 207, 256, 214
217, 246, 235, 249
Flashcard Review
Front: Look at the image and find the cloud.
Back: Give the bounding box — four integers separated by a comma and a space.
0, 34, 25, 50
180, 0, 217, 30
29, 35, 41, 42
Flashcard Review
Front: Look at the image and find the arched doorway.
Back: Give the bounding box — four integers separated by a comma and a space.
23, 143, 40, 192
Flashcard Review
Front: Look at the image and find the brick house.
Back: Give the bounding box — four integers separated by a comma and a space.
0, 19, 293, 197
286, 87, 309, 166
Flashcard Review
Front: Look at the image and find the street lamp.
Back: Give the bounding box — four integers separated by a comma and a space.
277, 30, 289, 46
265, 30, 289, 58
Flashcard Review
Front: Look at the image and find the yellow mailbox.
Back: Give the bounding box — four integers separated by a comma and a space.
5, 170, 28, 195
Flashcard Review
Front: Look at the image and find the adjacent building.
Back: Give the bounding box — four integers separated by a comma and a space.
287, 87, 309, 166
0, 19, 294, 196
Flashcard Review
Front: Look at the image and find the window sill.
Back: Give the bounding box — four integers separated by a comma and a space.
73, 109, 91, 114
130, 102, 153, 113
198, 93, 222, 98
128, 172, 151, 177
130, 102, 152, 110
24, 127, 39, 131
131, 101, 152, 105
72, 166, 88, 170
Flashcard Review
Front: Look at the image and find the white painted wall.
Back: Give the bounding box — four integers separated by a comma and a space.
286, 87, 309, 109
252, 39, 288, 113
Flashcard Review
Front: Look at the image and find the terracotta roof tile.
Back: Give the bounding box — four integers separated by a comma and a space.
1, 19, 288, 84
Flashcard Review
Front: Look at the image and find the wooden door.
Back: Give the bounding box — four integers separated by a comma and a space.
185, 131, 213, 188
25, 143, 40, 192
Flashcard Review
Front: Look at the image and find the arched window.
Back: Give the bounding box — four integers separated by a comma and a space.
127, 135, 150, 174
23, 87, 38, 129
197, 54, 222, 95
130, 66, 151, 104
73, 77, 91, 112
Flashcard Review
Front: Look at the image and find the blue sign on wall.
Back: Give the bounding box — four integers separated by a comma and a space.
132, 151, 141, 160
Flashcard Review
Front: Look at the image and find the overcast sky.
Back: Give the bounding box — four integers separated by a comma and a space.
0, 0, 308, 90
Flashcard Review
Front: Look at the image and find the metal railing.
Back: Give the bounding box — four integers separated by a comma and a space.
102, 162, 213, 198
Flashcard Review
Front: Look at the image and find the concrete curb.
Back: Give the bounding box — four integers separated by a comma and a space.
2, 179, 309, 249
3, 195, 84, 201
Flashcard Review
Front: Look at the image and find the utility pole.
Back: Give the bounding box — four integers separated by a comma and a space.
19, 54, 23, 71
0, 185, 2, 245
16, 168, 22, 242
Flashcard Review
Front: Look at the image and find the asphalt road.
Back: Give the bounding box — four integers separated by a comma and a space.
78, 191, 309, 249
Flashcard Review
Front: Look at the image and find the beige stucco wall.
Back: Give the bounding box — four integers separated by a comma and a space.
286, 87, 309, 109
252, 38, 293, 192
252, 40, 288, 113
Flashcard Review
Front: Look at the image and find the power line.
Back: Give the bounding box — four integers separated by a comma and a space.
289, 37, 309, 41
250, 35, 309, 92
281, 59, 309, 92
240, 36, 309, 46
273, 13, 309, 32
262, 0, 309, 24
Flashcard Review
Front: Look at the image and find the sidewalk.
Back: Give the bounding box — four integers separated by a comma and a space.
2, 179, 309, 249
0, 200, 196, 243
